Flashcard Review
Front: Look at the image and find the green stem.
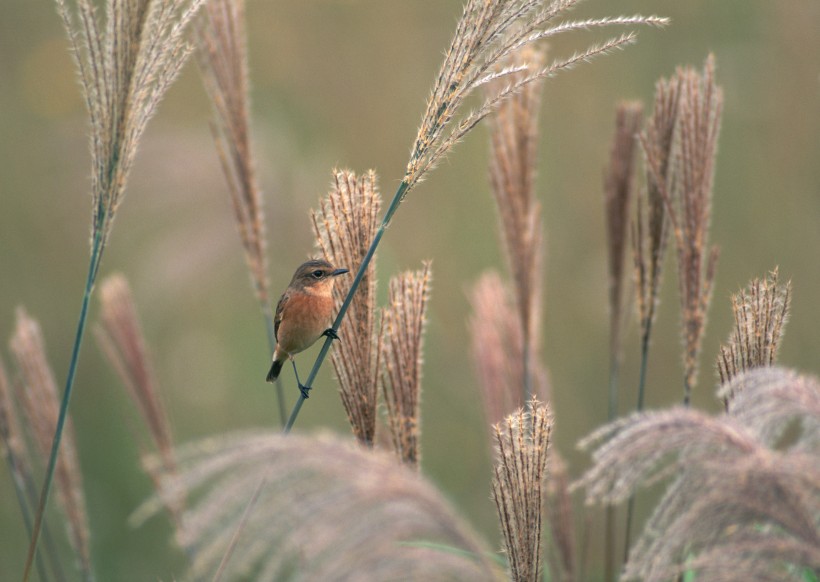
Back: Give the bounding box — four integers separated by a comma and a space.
283, 180, 409, 433
623, 327, 651, 568
23, 228, 103, 582
604, 356, 620, 582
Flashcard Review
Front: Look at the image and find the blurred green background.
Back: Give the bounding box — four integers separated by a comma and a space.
1, 0, 818, 579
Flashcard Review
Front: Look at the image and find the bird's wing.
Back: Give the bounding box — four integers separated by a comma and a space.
274, 292, 289, 342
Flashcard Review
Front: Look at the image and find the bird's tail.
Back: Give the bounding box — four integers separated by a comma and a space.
267, 358, 284, 383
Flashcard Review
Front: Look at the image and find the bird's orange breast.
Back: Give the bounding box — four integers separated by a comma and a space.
276, 293, 334, 356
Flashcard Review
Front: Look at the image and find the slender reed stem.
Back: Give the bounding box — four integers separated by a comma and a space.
23, 227, 103, 582
284, 180, 408, 433
622, 327, 651, 567
604, 357, 620, 582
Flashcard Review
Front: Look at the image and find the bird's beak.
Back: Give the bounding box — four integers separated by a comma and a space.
331, 268, 349, 277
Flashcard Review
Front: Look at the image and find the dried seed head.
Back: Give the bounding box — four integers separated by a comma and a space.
491, 398, 553, 582
380, 262, 432, 468
311, 169, 381, 445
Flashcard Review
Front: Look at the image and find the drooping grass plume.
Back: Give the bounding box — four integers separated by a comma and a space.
401, 1, 667, 202
469, 272, 549, 427
602, 100, 642, 582
644, 55, 723, 405
94, 274, 182, 518
29, 0, 206, 575
10, 308, 92, 581
491, 398, 553, 582
135, 431, 502, 581
485, 45, 547, 405
311, 169, 381, 445
717, 269, 791, 404
380, 262, 432, 468
545, 452, 577, 582
577, 367, 820, 582
284, 0, 667, 431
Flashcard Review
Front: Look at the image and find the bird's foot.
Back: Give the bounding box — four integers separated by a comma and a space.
299, 383, 312, 399
322, 328, 340, 341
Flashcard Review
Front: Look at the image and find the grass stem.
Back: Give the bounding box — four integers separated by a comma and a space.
622, 328, 651, 568
23, 227, 103, 582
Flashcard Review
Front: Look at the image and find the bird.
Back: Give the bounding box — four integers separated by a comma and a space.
266, 259, 349, 398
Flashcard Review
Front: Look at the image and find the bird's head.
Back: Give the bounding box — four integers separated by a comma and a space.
291, 259, 349, 295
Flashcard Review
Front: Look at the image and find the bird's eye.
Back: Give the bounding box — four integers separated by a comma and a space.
312, 270, 324, 279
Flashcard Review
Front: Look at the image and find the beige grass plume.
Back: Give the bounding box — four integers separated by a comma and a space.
311, 169, 381, 445
135, 431, 502, 581
717, 268, 792, 405
491, 398, 553, 582
195, 0, 269, 310
380, 262, 432, 468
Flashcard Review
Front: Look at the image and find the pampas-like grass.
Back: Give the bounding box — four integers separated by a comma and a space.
312, 169, 382, 445
491, 398, 553, 582
577, 367, 820, 582
135, 431, 503, 581
717, 269, 792, 398
380, 263, 432, 467
95, 274, 182, 519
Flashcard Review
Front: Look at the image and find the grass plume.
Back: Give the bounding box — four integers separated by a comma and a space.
311, 169, 382, 445
380, 262, 432, 468
491, 398, 553, 582
27, 0, 206, 575
578, 367, 820, 582
469, 272, 550, 427
644, 55, 723, 405
94, 274, 182, 518
485, 45, 547, 405
135, 431, 502, 581
717, 269, 792, 403
11, 308, 92, 580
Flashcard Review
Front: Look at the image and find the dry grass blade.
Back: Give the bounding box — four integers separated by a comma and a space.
397, 0, 667, 209
492, 398, 553, 582
469, 272, 549, 427
196, 0, 269, 307
717, 269, 792, 401
55, 0, 207, 250
95, 274, 181, 516
380, 262, 432, 468
311, 169, 381, 445
604, 101, 642, 362
485, 45, 546, 356
10, 308, 91, 577
578, 367, 820, 582
137, 431, 502, 581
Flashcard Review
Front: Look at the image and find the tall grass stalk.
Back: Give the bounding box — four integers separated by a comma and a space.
25, 0, 206, 576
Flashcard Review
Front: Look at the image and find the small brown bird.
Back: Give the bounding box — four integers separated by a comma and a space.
266, 259, 349, 398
